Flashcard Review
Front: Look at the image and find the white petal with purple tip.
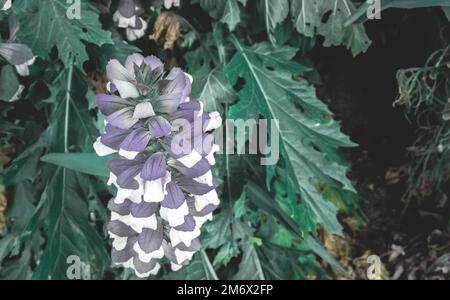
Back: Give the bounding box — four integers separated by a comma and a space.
194, 190, 220, 211
169, 226, 201, 248
193, 170, 214, 187
177, 149, 202, 168
93, 137, 117, 156
113, 174, 145, 204
174, 248, 196, 265
159, 201, 189, 227
133, 243, 164, 263
113, 11, 136, 28
111, 212, 157, 233
143, 171, 171, 203
132, 263, 160, 278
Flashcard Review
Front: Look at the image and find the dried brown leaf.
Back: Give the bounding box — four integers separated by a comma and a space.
149, 12, 181, 50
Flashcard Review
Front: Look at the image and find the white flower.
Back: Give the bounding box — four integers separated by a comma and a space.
126, 17, 148, 42
113, 10, 137, 28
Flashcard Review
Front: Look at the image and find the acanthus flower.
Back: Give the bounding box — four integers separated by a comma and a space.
94, 53, 221, 277
113, 0, 148, 41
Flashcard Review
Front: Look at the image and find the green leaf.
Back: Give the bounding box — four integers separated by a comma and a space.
32, 169, 110, 279
41, 152, 112, 178
245, 182, 301, 236
233, 190, 246, 218
226, 38, 356, 235
291, 0, 371, 56
232, 239, 265, 280
305, 235, 346, 275
196, 67, 235, 113
0, 65, 21, 102
2, 63, 110, 279
186, 32, 235, 114
212, 241, 239, 267
258, 242, 314, 279
199, 250, 219, 280
245, 181, 345, 274
346, 0, 450, 25
87, 38, 142, 71
257, 0, 289, 45
13, 0, 113, 67
200, 0, 247, 31
443, 6, 450, 21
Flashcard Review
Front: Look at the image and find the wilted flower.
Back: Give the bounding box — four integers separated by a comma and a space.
113, 0, 147, 41
94, 53, 222, 277
0, 0, 11, 11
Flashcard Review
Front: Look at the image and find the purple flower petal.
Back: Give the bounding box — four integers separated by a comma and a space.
165, 67, 191, 102
111, 237, 137, 263
108, 220, 138, 237
144, 55, 163, 70
148, 116, 171, 138
141, 153, 166, 181
174, 215, 196, 232
176, 238, 202, 252
100, 124, 133, 150
130, 202, 159, 218
161, 182, 185, 209
154, 68, 191, 114
125, 53, 145, 73
106, 59, 140, 98
106, 107, 139, 129
106, 59, 134, 83
108, 198, 132, 215
176, 176, 218, 196
120, 128, 151, 153
109, 156, 145, 189
138, 226, 163, 253
171, 158, 210, 178
96, 93, 133, 116
133, 256, 158, 274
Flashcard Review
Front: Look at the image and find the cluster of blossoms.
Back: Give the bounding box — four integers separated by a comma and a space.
93, 53, 222, 277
